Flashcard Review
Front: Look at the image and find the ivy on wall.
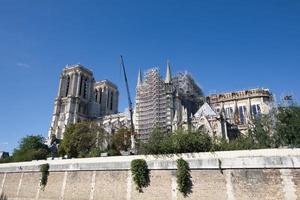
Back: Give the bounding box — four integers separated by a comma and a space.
131, 159, 150, 192
39, 163, 50, 190
176, 158, 192, 197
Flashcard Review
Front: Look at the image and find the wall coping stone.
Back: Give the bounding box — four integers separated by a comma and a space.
0, 149, 300, 173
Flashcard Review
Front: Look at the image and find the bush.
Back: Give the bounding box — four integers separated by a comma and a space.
176, 158, 192, 197
141, 129, 213, 155
131, 159, 150, 192
39, 163, 50, 190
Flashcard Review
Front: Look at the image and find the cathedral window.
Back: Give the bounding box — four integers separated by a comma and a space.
251, 104, 261, 118
65, 75, 70, 97
95, 90, 98, 102
79, 76, 83, 96
110, 91, 114, 110
225, 107, 233, 118
239, 105, 247, 124
99, 88, 102, 104
107, 90, 110, 108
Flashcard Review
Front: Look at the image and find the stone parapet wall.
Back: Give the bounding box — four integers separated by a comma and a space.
0, 149, 300, 200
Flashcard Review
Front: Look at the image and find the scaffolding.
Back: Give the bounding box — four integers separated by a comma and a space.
135, 68, 170, 141
135, 68, 203, 141
172, 72, 204, 117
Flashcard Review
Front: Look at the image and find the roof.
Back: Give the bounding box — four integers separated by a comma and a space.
194, 102, 217, 118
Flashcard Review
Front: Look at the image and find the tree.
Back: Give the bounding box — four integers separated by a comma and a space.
12, 135, 49, 162
111, 128, 131, 152
248, 114, 276, 148
59, 121, 106, 158
276, 106, 300, 147
140, 128, 213, 155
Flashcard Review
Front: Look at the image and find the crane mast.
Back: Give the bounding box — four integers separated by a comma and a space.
120, 55, 135, 152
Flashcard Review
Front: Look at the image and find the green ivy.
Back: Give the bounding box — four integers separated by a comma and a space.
176, 158, 192, 197
131, 159, 150, 192
39, 163, 50, 190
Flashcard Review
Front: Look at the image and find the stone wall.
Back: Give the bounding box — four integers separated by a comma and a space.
0, 149, 300, 200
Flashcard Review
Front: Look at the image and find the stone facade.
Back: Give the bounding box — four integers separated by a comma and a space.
190, 88, 274, 138
48, 64, 119, 139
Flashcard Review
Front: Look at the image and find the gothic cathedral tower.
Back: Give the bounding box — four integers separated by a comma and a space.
48, 64, 119, 139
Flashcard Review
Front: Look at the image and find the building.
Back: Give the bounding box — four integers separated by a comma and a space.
48, 64, 119, 139
49, 64, 274, 144
0, 151, 9, 159
190, 88, 274, 139
134, 63, 204, 141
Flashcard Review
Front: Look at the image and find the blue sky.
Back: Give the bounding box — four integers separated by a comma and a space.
0, 0, 299, 153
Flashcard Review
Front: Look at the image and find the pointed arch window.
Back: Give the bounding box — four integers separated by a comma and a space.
110, 91, 114, 110
95, 89, 98, 102
65, 75, 70, 97
99, 88, 103, 104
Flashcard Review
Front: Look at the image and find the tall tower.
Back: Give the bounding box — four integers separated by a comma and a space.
165, 61, 174, 132
135, 66, 174, 141
48, 64, 94, 139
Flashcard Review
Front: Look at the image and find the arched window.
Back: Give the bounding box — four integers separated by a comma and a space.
107, 90, 110, 108
99, 88, 103, 104
110, 91, 114, 110
65, 75, 70, 97
95, 89, 98, 102
79, 76, 83, 96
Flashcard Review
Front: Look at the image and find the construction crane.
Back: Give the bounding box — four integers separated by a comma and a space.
120, 55, 136, 153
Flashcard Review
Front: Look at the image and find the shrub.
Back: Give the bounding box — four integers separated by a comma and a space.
176, 158, 192, 197
40, 163, 50, 190
131, 159, 150, 192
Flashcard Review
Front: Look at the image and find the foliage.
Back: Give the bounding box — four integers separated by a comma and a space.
12, 135, 50, 162
276, 106, 300, 147
140, 129, 213, 155
131, 159, 150, 192
0, 156, 13, 164
39, 163, 50, 190
111, 128, 131, 152
176, 158, 192, 197
212, 136, 254, 151
107, 148, 121, 156
59, 121, 106, 158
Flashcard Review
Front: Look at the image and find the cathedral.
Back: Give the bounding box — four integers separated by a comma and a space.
49, 63, 274, 142
48, 64, 119, 139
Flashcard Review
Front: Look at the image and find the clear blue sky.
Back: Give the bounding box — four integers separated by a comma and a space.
0, 0, 299, 153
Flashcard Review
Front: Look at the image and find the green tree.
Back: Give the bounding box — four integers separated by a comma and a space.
59, 121, 106, 158
248, 114, 276, 148
140, 128, 212, 155
111, 128, 131, 152
276, 106, 300, 147
12, 135, 50, 162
